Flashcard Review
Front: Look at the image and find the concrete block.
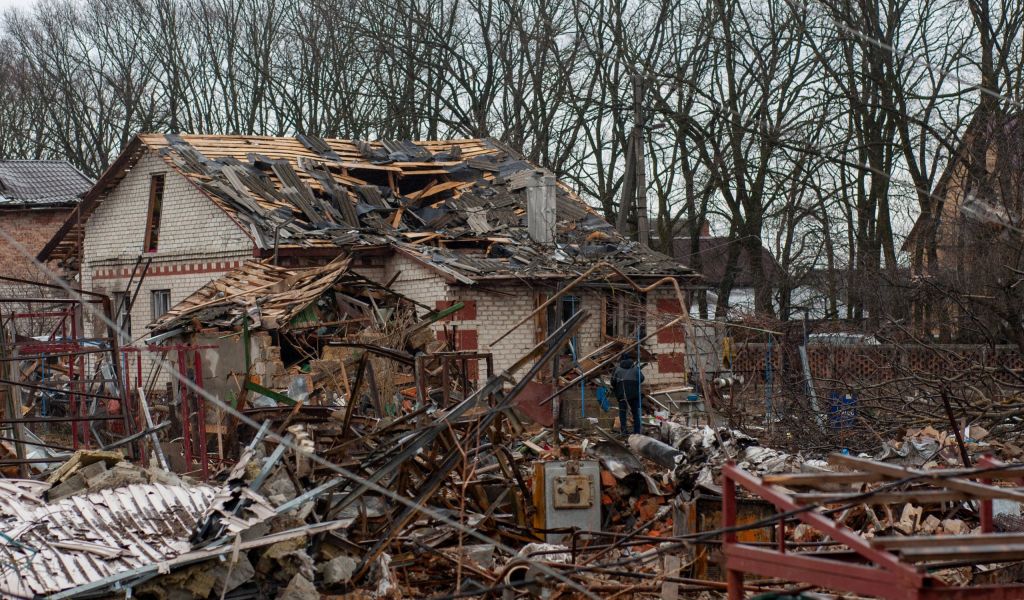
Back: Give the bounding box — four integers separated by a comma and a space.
320, 555, 358, 586
279, 573, 318, 600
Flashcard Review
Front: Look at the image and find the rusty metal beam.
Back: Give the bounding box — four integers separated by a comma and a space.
724, 544, 920, 600
350, 310, 590, 580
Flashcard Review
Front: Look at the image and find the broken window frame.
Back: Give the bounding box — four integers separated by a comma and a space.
603, 290, 646, 340
112, 291, 132, 344
547, 294, 582, 357
143, 174, 165, 253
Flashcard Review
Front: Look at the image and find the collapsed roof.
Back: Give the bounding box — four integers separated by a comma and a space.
0, 160, 91, 208
0, 479, 214, 597
149, 256, 410, 335
41, 134, 694, 282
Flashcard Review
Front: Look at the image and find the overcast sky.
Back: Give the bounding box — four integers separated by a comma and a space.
0, 0, 31, 13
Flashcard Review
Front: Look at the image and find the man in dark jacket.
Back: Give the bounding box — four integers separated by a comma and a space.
611, 356, 644, 435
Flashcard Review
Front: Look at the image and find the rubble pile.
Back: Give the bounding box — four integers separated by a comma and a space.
6, 398, 1024, 598
3, 252, 1024, 598
0, 415, 719, 597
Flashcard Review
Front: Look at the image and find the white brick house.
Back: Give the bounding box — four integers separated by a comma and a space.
40, 134, 697, 389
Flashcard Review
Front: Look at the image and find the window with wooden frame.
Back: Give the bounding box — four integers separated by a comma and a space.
603, 291, 646, 339
546, 295, 582, 356
143, 174, 165, 252
151, 289, 171, 320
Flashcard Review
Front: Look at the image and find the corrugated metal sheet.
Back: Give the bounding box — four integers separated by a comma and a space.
0, 482, 215, 597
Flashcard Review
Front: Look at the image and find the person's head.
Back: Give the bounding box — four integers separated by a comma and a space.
619, 356, 634, 368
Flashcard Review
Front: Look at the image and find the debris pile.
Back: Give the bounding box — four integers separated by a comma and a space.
5, 229, 1024, 598
7, 393, 1024, 598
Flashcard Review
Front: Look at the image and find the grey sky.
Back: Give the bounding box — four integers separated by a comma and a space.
0, 0, 32, 13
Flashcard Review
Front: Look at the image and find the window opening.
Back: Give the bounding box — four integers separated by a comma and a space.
112, 291, 132, 344
144, 174, 165, 252
604, 291, 646, 339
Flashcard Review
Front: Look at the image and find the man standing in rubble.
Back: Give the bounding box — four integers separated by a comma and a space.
612, 356, 644, 435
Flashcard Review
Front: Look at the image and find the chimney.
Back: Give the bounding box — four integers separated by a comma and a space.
510, 169, 557, 244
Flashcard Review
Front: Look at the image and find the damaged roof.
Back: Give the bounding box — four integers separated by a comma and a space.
149, 255, 407, 334
40, 134, 694, 282
0, 160, 91, 207
0, 481, 214, 597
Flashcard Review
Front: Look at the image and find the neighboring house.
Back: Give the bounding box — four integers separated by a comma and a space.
903, 113, 1024, 341
672, 234, 781, 318
903, 113, 1015, 276
40, 134, 697, 386
0, 160, 91, 284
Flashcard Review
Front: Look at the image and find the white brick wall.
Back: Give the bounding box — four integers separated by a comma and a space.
454, 285, 535, 375
370, 253, 451, 314
83, 153, 251, 265
352, 255, 691, 386
82, 150, 253, 388
74, 148, 692, 395
645, 287, 689, 387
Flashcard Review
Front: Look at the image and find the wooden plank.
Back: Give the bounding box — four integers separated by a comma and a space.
762, 472, 889, 487
875, 533, 1024, 550
898, 544, 1024, 563
398, 169, 452, 176
794, 490, 972, 505
830, 454, 1024, 502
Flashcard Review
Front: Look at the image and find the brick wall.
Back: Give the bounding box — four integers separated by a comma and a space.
0, 207, 74, 282
646, 289, 689, 386
447, 284, 536, 377
383, 275, 694, 387
83, 153, 252, 264
0, 207, 75, 333
370, 253, 450, 310
82, 151, 253, 386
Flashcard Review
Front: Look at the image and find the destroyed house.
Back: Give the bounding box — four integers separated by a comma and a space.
39, 133, 697, 385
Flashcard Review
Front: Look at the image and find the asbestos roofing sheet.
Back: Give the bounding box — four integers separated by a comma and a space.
0, 482, 215, 598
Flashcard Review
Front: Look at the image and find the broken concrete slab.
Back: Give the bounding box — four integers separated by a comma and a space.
320, 554, 358, 586
279, 573, 318, 600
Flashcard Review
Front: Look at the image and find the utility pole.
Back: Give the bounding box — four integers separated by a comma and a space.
616, 72, 649, 246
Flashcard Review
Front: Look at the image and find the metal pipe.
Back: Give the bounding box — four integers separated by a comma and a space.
0, 378, 121, 400
100, 422, 170, 451
0, 297, 100, 304
0, 457, 71, 464
0, 415, 123, 423
0, 274, 108, 299
138, 388, 169, 470
0, 434, 73, 452
193, 349, 208, 479
0, 348, 113, 362
536, 315, 685, 406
